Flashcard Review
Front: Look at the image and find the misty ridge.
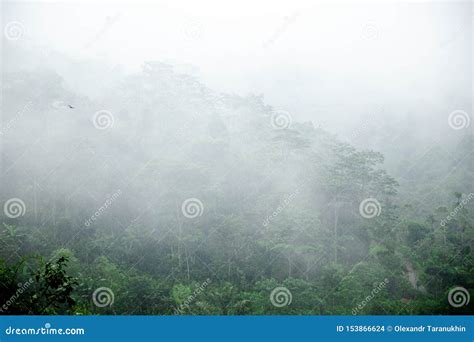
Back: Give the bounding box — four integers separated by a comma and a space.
0, 3, 473, 315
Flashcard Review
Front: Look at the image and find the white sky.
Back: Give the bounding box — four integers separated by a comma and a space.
2, 0, 472, 131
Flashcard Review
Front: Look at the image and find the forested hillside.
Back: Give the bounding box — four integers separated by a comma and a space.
0, 58, 472, 315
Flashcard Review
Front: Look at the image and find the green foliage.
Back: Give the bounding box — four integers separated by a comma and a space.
0, 62, 472, 316
0, 256, 77, 314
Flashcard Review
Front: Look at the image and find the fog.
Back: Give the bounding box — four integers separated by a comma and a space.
0, 0, 472, 315
3, 1, 471, 131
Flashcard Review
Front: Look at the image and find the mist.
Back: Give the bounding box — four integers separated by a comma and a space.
0, 0, 472, 315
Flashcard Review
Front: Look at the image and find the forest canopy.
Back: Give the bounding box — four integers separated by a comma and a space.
0, 44, 472, 315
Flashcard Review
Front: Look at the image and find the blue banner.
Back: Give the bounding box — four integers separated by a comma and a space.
0, 316, 472, 341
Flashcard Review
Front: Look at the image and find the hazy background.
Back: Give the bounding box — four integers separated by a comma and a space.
2, 0, 471, 137
0, 0, 472, 316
